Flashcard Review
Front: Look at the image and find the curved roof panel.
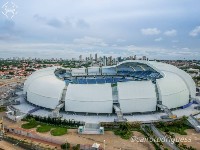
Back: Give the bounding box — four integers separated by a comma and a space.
156, 71, 189, 108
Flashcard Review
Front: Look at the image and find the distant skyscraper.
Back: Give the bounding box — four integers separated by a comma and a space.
134, 55, 137, 60
90, 54, 92, 61
129, 56, 133, 60
95, 53, 98, 61
79, 55, 82, 61
103, 56, 107, 66
107, 56, 112, 65
113, 58, 116, 65
117, 57, 122, 62
142, 56, 147, 60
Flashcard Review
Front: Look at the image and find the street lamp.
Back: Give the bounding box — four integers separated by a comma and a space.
65, 138, 68, 150
103, 140, 105, 150
13, 140, 22, 146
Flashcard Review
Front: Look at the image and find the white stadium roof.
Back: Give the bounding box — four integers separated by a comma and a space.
23, 60, 196, 114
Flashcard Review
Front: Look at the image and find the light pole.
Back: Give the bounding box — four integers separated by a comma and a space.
103, 140, 105, 150
13, 140, 22, 146
65, 138, 68, 150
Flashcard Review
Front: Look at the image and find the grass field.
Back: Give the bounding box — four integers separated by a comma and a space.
21, 119, 68, 136
36, 125, 53, 133
0, 107, 6, 112
159, 125, 190, 135
51, 127, 68, 136
21, 121, 39, 129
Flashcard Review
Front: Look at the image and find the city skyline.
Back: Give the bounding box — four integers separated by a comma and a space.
0, 0, 200, 60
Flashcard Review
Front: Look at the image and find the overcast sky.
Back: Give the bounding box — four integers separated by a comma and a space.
0, 0, 200, 59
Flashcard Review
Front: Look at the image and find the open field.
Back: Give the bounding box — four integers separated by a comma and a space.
1, 112, 154, 150
174, 129, 200, 150
1, 111, 200, 150
0, 140, 24, 150
0, 78, 25, 87
33, 129, 155, 150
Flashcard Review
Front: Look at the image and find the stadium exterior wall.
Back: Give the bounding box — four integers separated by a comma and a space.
23, 60, 196, 114
118, 81, 157, 113
156, 71, 189, 109
65, 84, 113, 113
26, 74, 65, 109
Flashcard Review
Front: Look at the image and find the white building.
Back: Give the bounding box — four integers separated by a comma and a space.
23, 60, 196, 114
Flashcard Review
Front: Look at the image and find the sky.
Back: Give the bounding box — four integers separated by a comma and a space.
0, 0, 200, 60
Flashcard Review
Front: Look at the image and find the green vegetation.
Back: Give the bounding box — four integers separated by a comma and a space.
21, 118, 68, 136
114, 122, 133, 139
61, 143, 71, 150
156, 117, 191, 135
175, 142, 196, 150
141, 125, 162, 150
193, 76, 200, 81
72, 144, 80, 150
36, 124, 52, 133
24, 114, 84, 128
0, 107, 6, 112
111, 83, 117, 87
51, 127, 68, 136
21, 118, 39, 129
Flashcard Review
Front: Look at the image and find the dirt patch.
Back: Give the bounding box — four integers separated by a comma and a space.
173, 129, 200, 150
0, 140, 24, 150
35, 129, 154, 150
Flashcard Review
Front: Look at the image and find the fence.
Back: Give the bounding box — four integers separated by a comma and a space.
4, 127, 103, 150
5, 127, 62, 145
3, 136, 48, 150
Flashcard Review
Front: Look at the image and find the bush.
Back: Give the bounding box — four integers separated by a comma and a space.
72, 144, 80, 150
21, 119, 39, 129
36, 125, 52, 133
61, 143, 70, 149
51, 127, 67, 136
156, 117, 191, 135
0, 107, 6, 112
114, 122, 133, 139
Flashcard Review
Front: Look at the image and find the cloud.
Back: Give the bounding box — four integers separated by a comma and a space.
47, 18, 63, 28
34, 14, 63, 28
0, 0, 200, 59
33, 14, 46, 22
73, 36, 107, 46
117, 39, 126, 42
0, 42, 199, 60
189, 26, 200, 37
154, 37, 163, 42
141, 28, 161, 35
76, 19, 90, 29
172, 40, 179, 43
0, 20, 15, 33
164, 29, 177, 36
181, 47, 190, 51
0, 34, 20, 42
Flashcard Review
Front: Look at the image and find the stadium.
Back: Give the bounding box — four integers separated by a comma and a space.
14, 60, 196, 122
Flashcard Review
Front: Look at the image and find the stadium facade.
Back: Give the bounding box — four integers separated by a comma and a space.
23, 60, 196, 115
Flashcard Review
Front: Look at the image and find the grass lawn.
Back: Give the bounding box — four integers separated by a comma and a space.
21, 121, 39, 129
51, 127, 67, 136
156, 117, 192, 135
36, 125, 53, 133
21, 119, 68, 136
0, 107, 6, 112
159, 126, 190, 135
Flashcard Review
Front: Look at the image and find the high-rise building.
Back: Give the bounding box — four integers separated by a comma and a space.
107, 56, 112, 66
95, 53, 98, 61
90, 54, 92, 61
103, 56, 107, 66
79, 55, 82, 61
142, 56, 147, 60
117, 57, 122, 62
